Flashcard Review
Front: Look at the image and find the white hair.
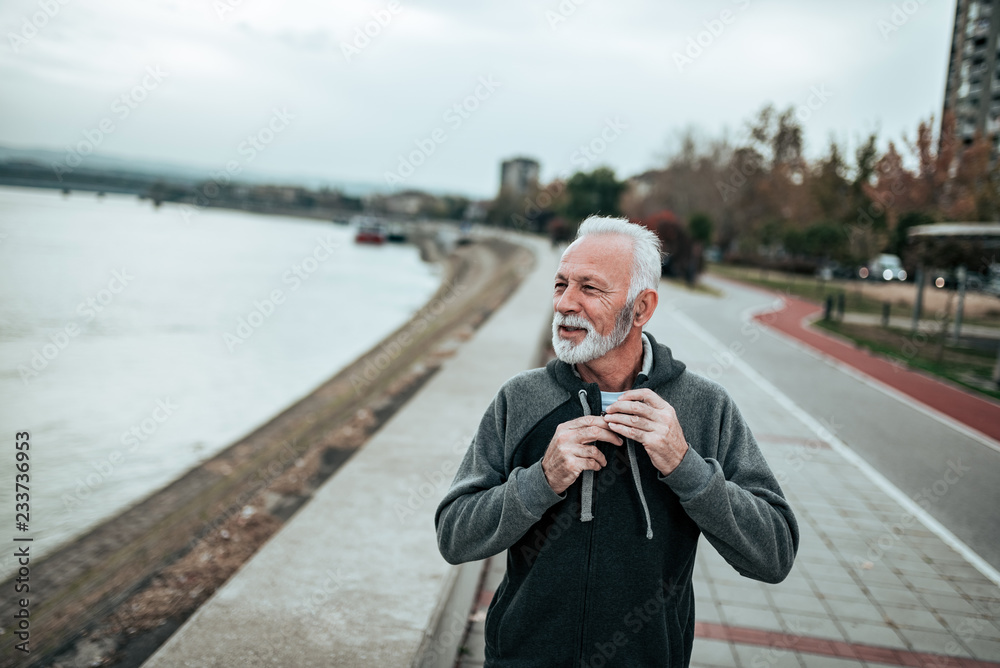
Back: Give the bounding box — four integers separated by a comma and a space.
571, 215, 662, 305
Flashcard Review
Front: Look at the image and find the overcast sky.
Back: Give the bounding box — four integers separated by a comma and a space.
0, 0, 954, 198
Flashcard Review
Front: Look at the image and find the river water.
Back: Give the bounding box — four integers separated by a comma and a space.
0, 186, 440, 577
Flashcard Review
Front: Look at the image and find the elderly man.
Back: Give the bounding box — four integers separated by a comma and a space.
435, 216, 798, 667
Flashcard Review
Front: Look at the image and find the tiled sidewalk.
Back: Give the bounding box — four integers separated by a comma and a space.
456, 443, 1000, 668
451, 291, 1000, 667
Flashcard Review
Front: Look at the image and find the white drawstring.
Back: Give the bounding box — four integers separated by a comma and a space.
576, 388, 653, 539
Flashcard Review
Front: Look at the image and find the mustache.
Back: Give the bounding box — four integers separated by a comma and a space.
553, 313, 593, 331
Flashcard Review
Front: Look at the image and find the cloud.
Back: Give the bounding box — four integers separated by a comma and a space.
0, 0, 956, 196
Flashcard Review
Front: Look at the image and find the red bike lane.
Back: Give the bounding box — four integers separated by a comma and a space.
740, 285, 1000, 445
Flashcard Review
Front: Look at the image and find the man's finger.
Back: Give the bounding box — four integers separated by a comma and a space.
604, 399, 655, 420
576, 445, 607, 467
605, 413, 654, 433
617, 388, 666, 408
569, 415, 612, 430
582, 425, 623, 446
607, 421, 650, 443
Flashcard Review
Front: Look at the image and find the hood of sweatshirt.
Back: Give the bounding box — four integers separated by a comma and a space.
543, 330, 687, 538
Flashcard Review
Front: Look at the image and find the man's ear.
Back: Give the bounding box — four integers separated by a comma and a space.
633, 289, 658, 327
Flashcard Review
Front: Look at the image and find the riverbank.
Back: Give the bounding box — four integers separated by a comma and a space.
141, 232, 559, 668
1, 223, 536, 667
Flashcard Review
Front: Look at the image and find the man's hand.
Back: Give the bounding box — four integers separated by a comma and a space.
541, 416, 623, 495
603, 389, 689, 476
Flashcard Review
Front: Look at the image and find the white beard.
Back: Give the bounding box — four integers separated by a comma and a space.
551, 302, 634, 365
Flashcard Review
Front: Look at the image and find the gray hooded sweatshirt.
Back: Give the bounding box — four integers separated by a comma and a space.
435, 331, 798, 667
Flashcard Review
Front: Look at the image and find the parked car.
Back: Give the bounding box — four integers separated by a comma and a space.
985, 278, 1000, 298
860, 253, 907, 281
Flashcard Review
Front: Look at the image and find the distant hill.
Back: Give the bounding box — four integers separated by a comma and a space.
0, 145, 394, 198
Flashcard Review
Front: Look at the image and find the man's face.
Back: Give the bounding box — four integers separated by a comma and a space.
551, 235, 635, 364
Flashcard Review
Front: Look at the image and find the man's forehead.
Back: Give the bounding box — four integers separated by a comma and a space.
559, 236, 631, 270
562, 234, 632, 260
556, 254, 630, 288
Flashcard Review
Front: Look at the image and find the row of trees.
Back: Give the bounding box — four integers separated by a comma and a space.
488, 105, 1000, 273
629, 107, 1000, 269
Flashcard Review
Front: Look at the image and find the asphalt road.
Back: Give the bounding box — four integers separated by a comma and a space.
650, 275, 1000, 574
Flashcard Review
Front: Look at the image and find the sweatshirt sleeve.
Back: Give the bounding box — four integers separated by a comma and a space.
435, 387, 565, 565
658, 393, 799, 584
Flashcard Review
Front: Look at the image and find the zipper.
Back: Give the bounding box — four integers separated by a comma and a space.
575, 385, 597, 665
576, 464, 596, 665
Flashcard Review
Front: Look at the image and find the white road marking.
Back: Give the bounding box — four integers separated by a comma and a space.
738, 299, 1000, 457
673, 309, 1000, 588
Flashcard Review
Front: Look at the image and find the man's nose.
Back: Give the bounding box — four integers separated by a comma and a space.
555, 284, 580, 314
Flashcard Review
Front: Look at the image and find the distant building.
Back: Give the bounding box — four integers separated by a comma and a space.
383, 190, 426, 215
464, 200, 490, 221
943, 0, 1000, 149
364, 189, 437, 216
499, 157, 540, 197
626, 169, 665, 200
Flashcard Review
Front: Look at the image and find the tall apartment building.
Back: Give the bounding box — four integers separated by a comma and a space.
499, 157, 540, 197
943, 0, 1000, 149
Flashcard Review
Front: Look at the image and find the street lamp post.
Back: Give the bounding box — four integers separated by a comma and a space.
953, 265, 967, 344
911, 266, 925, 334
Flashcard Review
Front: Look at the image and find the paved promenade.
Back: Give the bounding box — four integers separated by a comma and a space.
139, 238, 1000, 667
457, 278, 1000, 668
142, 232, 560, 667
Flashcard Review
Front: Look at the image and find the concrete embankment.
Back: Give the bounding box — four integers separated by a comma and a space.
141, 232, 559, 667
0, 224, 537, 667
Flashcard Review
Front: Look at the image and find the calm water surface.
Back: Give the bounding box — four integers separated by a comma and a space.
0, 186, 440, 577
